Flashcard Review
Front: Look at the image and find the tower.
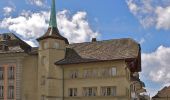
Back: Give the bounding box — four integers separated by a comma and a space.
37, 0, 68, 100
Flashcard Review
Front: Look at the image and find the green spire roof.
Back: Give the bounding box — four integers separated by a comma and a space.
49, 0, 57, 27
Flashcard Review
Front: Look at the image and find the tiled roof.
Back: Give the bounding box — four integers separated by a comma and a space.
56, 38, 140, 65
0, 33, 35, 54
153, 86, 170, 98
37, 27, 69, 44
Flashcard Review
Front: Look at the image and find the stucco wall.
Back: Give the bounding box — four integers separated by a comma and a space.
22, 55, 38, 100
62, 60, 131, 100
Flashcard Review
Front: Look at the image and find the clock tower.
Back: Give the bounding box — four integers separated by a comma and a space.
37, 0, 68, 100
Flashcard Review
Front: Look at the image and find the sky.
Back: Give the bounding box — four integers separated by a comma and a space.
0, 0, 170, 97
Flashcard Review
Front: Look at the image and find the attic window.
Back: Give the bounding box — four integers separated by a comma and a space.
0, 44, 9, 51
3, 45, 9, 51
2, 34, 10, 40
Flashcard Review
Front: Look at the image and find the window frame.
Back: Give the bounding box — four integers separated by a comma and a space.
83, 87, 97, 96
68, 88, 77, 97
101, 86, 116, 96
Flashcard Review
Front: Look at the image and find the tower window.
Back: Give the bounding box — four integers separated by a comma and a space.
53, 42, 59, 49
44, 42, 48, 49
41, 95, 46, 100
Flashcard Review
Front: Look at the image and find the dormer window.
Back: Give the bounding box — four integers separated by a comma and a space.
2, 34, 10, 40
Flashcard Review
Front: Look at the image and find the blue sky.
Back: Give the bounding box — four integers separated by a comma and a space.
1, 0, 170, 96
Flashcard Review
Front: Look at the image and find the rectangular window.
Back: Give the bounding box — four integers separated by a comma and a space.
83, 87, 97, 96
69, 70, 78, 79
8, 66, 15, 79
41, 76, 46, 85
83, 69, 91, 78
91, 69, 98, 78
68, 88, 77, 97
0, 86, 3, 99
83, 69, 98, 78
101, 68, 110, 77
41, 95, 46, 100
8, 86, 14, 99
0, 67, 4, 80
101, 67, 116, 77
111, 67, 116, 76
101, 86, 116, 96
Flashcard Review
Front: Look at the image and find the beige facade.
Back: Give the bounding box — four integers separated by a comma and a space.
62, 60, 131, 100
0, 0, 144, 100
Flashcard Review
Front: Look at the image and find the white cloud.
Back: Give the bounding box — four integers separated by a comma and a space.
27, 0, 47, 7
156, 6, 170, 30
0, 10, 100, 47
139, 38, 145, 44
142, 46, 170, 83
3, 6, 15, 16
141, 46, 170, 95
57, 10, 99, 43
126, 0, 170, 30
0, 11, 49, 40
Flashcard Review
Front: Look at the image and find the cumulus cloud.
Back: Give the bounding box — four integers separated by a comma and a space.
0, 10, 100, 47
3, 6, 15, 16
141, 46, 170, 95
57, 10, 99, 43
126, 0, 170, 30
0, 11, 49, 46
27, 0, 47, 7
156, 6, 170, 30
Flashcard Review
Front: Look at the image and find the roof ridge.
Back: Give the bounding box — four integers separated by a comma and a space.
69, 38, 138, 45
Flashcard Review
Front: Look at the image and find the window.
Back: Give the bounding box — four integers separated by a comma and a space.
101, 86, 116, 96
0, 64, 16, 99
44, 42, 48, 49
0, 86, 3, 98
8, 86, 14, 99
0, 67, 4, 80
8, 66, 15, 79
41, 95, 46, 100
83, 69, 91, 78
83, 69, 98, 78
68, 88, 77, 97
53, 42, 59, 49
41, 76, 46, 85
69, 70, 78, 79
101, 67, 116, 77
110, 67, 116, 76
83, 87, 97, 96
101, 68, 110, 77
41, 56, 47, 66
91, 69, 98, 78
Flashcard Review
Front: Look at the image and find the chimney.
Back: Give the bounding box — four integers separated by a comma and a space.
92, 38, 97, 42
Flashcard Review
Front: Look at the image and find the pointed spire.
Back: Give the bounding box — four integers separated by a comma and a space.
37, 0, 69, 44
49, 0, 57, 27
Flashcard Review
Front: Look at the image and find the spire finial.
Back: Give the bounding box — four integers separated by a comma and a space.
49, 0, 57, 27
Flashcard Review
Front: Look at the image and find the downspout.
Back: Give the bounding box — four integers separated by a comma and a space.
62, 66, 64, 100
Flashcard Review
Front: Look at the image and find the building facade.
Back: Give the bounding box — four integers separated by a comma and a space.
0, 0, 144, 100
